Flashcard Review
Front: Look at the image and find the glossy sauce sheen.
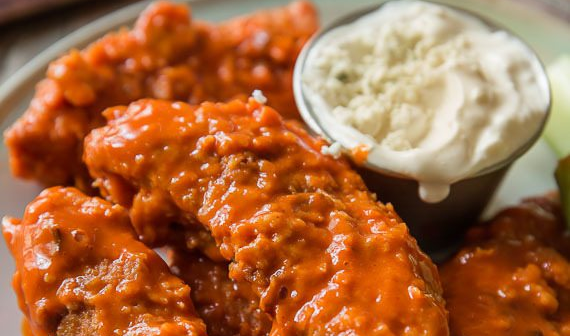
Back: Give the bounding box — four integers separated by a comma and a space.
4, 0, 318, 188
84, 99, 449, 335
441, 196, 570, 335
1, 187, 206, 336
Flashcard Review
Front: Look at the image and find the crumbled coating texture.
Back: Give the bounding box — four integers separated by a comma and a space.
169, 249, 272, 336
2, 187, 206, 336
84, 99, 449, 335
4, 0, 318, 189
441, 195, 570, 336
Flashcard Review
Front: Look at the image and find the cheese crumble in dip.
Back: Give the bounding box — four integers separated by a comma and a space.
321, 141, 343, 159
302, 0, 549, 203
252, 89, 268, 104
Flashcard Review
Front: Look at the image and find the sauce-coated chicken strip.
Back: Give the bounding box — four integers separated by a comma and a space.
2, 187, 206, 336
84, 99, 449, 335
4, 1, 317, 189
441, 195, 570, 336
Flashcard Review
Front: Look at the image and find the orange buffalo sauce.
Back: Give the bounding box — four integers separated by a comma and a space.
351, 144, 371, 166
21, 319, 32, 336
441, 195, 570, 336
2, 187, 206, 336
84, 98, 449, 335
5, 1, 318, 189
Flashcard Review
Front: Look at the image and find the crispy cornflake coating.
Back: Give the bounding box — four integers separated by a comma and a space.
2, 187, 206, 336
441, 195, 570, 336
84, 99, 449, 335
4, 1, 318, 189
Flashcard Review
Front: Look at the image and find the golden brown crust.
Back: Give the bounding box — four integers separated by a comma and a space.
169, 249, 272, 336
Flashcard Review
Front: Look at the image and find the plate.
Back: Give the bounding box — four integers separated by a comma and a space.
0, 0, 568, 333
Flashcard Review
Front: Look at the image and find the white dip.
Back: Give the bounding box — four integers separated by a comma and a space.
302, 0, 549, 203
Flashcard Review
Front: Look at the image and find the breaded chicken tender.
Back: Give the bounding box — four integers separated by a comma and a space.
441, 195, 570, 336
2, 187, 206, 336
4, 1, 318, 189
84, 99, 449, 335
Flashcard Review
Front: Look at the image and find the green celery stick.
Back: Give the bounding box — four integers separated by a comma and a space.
544, 56, 570, 158
555, 155, 570, 226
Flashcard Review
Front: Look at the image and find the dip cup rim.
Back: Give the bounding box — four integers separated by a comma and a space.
293, 0, 552, 183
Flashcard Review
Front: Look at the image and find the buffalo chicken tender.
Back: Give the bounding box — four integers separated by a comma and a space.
2, 187, 206, 336
4, 0, 318, 189
441, 195, 570, 336
84, 99, 449, 335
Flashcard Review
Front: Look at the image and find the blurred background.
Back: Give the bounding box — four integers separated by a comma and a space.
0, 0, 139, 83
